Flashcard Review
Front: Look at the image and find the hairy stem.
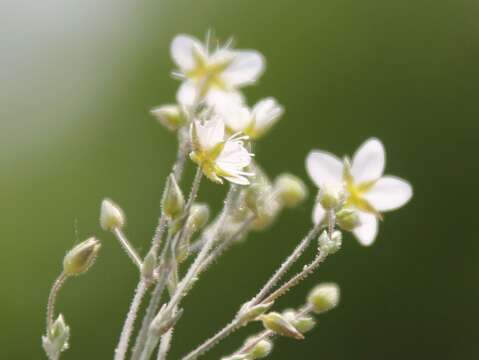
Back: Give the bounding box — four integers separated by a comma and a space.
46, 272, 68, 331
114, 281, 149, 360
251, 223, 322, 305
112, 228, 143, 270
156, 329, 173, 360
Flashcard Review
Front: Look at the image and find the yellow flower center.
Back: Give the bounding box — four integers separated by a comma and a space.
343, 164, 381, 218
186, 49, 232, 97
190, 141, 232, 184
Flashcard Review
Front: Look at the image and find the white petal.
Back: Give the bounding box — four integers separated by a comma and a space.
306, 150, 344, 188
221, 50, 265, 87
252, 97, 284, 133
364, 176, 412, 212
199, 117, 225, 150
352, 212, 378, 246
221, 105, 251, 133
176, 81, 199, 107
312, 203, 326, 224
171, 34, 205, 72
216, 140, 252, 169
205, 88, 244, 109
351, 138, 385, 183
224, 175, 251, 185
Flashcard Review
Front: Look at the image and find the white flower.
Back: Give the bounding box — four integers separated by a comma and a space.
171, 34, 265, 107
217, 97, 284, 140
190, 117, 254, 185
306, 138, 412, 246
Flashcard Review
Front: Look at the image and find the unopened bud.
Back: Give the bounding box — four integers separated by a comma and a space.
100, 199, 125, 231
260, 312, 304, 340
63, 237, 101, 276
336, 208, 360, 231
274, 174, 308, 208
150, 306, 184, 337
162, 174, 185, 219
318, 184, 344, 210
237, 301, 274, 325
282, 309, 316, 333
187, 203, 210, 232
151, 104, 185, 131
308, 283, 340, 314
318, 230, 342, 254
42, 314, 70, 360
141, 249, 157, 281
247, 338, 273, 359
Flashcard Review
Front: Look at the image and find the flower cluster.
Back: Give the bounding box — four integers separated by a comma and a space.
42, 32, 413, 360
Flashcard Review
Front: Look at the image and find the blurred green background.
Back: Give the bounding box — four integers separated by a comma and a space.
1, 0, 478, 359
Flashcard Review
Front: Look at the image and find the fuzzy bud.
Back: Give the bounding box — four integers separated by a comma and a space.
336, 208, 360, 231
63, 237, 101, 276
162, 174, 185, 219
260, 312, 304, 340
247, 338, 274, 359
186, 203, 210, 232
150, 306, 184, 337
237, 301, 274, 325
42, 314, 70, 360
308, 283, 340, 314
141, 249, 157, 281
282, 309, 316, 333
274, 174, 308, 208
151, 104, 185, 131
100, 199, 125, 231
318, 184, 345, 210
318, 230, 342, 254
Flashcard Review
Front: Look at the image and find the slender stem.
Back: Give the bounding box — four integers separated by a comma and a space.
183, 167, 203, 219
139, 334, 158, 360
182, 319, 241, 360
173, 128, 190, 180
156, 329, 173, 360
131, 267, 171, 360
251, 223, 322, 305
112, 228, 143, 270
262, 250, 328, 304
164, 186, 235, 315
46, 272, 68, 331
151, 214, 168, 255
114, 281, 149, 360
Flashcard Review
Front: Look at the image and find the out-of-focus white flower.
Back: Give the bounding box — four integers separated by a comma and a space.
306, 138, 413, 246
190, 117, 254, 185
171, 34, 265, 108
217, 97, 284, 140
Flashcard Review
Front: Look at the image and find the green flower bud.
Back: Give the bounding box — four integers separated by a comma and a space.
151, 104, 185, 131
100, 199, 125, 231
282, 309, 316, 333
308, 283, 340, 314
318, 184, 344, 210
237, 301, 274, 325
336, 208, 360, 231
150, 306, 184, 337
274, 174, 308, 208
141, 249, 157, 281
187, 203, 210, 232
260, 312, 304, 340
318, 230, 342, 254
42, 314, 70, 360
247, 338, 273, 359
63, 237, 101, 276
162, 174, 185, 219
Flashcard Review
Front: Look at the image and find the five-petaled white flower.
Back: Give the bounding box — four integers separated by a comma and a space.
306, 138, 413, 246
171, 34, 265, 108
190, 117, 254, 185
216, 97, 284, 140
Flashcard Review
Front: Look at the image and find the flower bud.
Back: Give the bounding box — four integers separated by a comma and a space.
307, 283, 340, 314
318, 230, 342, 254
151, 104, 185, 131
186, 203, 210, 232
237, 301, 274, 325
42, 314, 70, 360
141, 249, 157, 281
63, 237, 101, 276
100, 199, 125, 231
318, 184, 344, 210
247, 338, 273, 359
162, 174, 185, 219
282, 309, 316, 333
336, 208, 360, 231
260, 312, 304, 340
150, 306, 184, 337
274, 174, 308, 208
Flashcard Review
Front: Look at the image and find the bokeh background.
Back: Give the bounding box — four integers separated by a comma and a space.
1, 0, 478, 359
